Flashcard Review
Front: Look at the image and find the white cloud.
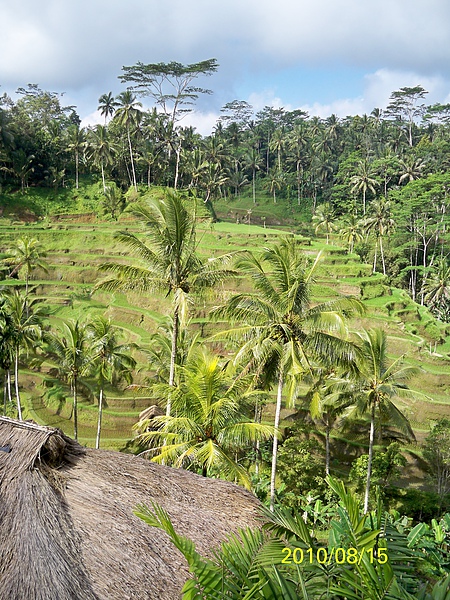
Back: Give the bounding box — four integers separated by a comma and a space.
80, 110, 104, 129
247, 91, 291, 112
181, 111, 219, 136
2, 1, 450, 121
298, 69, 450, 119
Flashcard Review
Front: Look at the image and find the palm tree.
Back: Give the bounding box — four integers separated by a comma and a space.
287, 123, 309, 206
46, 320, 92, 440
97, 92, 119, 124
309, 371, 355, 475
312, 202, 336, 244
114, 91, 142, 190
339, 213, 364, 254
212, 237, 363, 509
348, 328, 418, 512
66, 124, 86, 189
11, 150, 34, 192
398, 155, 426, 184
3, 291, 43, 420
0, 295, 15, 415
96, 189, 235, 416
264, 168, 284, 203
424, 256, 450, 320
363, 198, 395, 275
350, 160, 378, 215
87, 125, 115, 191
2, 235, 48, 296
134, 350, 273, 488
101, 184, 124, 221
269, 127, 286, 171
243, 147, 262, 204
87, 316, 136, 449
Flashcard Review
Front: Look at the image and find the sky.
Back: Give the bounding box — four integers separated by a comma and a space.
1, 0, 450, 135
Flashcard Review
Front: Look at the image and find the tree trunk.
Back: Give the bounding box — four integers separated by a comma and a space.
380, 235, 386, 275
254, 401, 261, 476
14, 351, 22, 421
73, 379, 78, 441
7, 370, 12, 405
270, 371, 284, 512
3, 373, 7, 416
372, 238, 378, 274
364, 404, 376, 513
96, 386, 104, 449
167, 306, 180, 416
101, 163, 106, 192
252, 169, 256, 204
75, 151, 79, 189
174, 144, 181, 189
127, 128, 137, 191
325, 427, 330, 476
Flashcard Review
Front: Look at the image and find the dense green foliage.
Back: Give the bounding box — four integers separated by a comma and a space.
1, 79, 449, 320
1, 67, 450, 577
135, 477, 450, 598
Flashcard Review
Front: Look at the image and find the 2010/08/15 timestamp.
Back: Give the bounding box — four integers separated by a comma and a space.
281, 546, 388, 565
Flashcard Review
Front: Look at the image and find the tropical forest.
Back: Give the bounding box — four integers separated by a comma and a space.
1, 61, 450, 598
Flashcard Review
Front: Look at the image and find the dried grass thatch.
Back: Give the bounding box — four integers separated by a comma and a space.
0, 417, 262, 600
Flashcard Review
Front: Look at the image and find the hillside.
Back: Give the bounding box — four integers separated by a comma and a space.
1, 194, 449, 453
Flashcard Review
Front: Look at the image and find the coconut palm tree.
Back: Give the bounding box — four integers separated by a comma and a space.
424, 256, 450, 320
97, 92, 119, 124
212, 237, 363, 509
114, 91, 142, 190
96, 189, 235, 416
339, 213, 364, 254
312, 202, 336, 244
264, 168, 284, 204
46, 320, 92, 440
3, 291, 44, 420
87, 316, 136, 449
134, 350, 273, 488
2, 235, 48, 296
87, 125, 115, 192
398, 154, 426, 184
363, 198, 395, 275
309, 370, 356, 476
243, 146, 262, 204
350, 160, 378, 215
101, 184, 124, 221
0, 295, 15, 415
66, 124, 86, 189
348, 328, 418, 513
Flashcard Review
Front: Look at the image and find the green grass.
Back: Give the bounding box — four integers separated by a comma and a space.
1, 186, 449, 454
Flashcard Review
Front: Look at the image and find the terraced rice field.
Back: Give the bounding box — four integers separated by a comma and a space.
1, 213, 450, 452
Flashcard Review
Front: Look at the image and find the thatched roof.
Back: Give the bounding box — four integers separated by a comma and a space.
0, 417, 262, 600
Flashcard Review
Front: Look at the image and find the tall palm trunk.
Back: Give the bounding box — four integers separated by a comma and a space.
380, 236, 386, 275
3, 373, 8, 415
325, 421, 331, 476
254, 401, 261, 476
252, 169, 256, 205
373, 239, 378, 273
72, 378, 78, 441
96, 385, 104, 449
174, 143, 182, 189
14, 351, 22, 421
75, 151, 79, 189
167, 307, 180, 416
364, 404, 376, 513
127, 127, 137, 191
270, 371, 284, 511
101, 162, 106, 192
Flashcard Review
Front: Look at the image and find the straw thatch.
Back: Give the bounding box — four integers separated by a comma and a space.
0, 417, 262, 600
